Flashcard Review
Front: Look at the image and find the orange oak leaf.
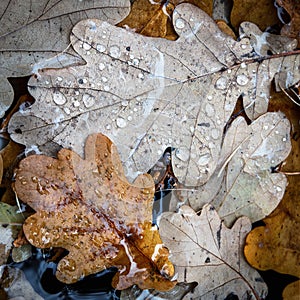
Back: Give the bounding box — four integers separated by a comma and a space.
14, 133, 175, 291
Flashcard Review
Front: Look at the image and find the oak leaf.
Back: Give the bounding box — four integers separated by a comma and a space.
0, 0, 130, 117
244, 92, 300, 299
8, 4, 300, 188
14, 133, 175, 290
170, 112, 291, 226
159, 204, 268, 300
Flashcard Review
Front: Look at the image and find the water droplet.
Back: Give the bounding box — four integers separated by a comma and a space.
82, 42, 91, 51
96, 44, 106, 52
236, 74, 249, 86
104, 86, 110, 91
175, 147, 190, 162
215, 76, 228, 90
198, 153, 210, 166
282, 137, 287, 142
127, 115, 132, 121
207, 95, 212, 100
276, 186, 282, 192
99, 63, 106, 71
101, 76, 108, 82
240, 62, 246, 69
73, 100, 80, 107
31, 176, 39, 183
132, 58, 139, 66
109, 45, 121, 58
116, 117, 127, 128
211, 128, 220, 139
56, 76, 63, 82
82, 94, 95, 108
263, 125, 269, 130
53, 91, 67, 105
95, 189, 102, 197
205, 103, 215, 117
175, 18, 185, 29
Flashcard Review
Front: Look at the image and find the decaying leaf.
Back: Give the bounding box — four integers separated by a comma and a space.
8, 4, 300, 189
230, 0, 279, 32
170, 112, 291, 226
14, 133, 175, 290
159, 204, 267, 300
0, 0, 131, 117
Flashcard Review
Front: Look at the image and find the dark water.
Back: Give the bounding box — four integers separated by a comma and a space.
9, 248, 120, 300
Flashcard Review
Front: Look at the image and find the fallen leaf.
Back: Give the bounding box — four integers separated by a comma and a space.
170, 112, 291, 226
239, 21, 297, 56
282, 280, 300, 300
159, 204, 268, 300
14, 133, 175, 290
120, 282, 197, 300
0, 0, 131, 117
231, 0, 279, 32
0, 265, 43, 300
0, 202, 27, 264
276, 0, 300, 47
243, 89, 300, 297
118, 0, 213, 40
8, 4, 300, 188
118, 0, 176, 39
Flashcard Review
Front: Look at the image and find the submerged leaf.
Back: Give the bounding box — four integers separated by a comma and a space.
8, 4, 300, 188
0, 0, 130, 116
159, 204, 267, 300
14, 133, 175, 290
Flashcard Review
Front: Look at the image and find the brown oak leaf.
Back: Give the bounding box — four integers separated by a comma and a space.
14, 133, 175, 291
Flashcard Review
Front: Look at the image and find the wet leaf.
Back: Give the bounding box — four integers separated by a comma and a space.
239, 21, 297, 56
14, 133, 175, 290
0, 266, 43, 300
120, 282, 197, 300
118, 0, 213, 40
11, 244, 32, 263
231, 0, 279, 32
171, 112, 291, 226
0, 0, 131, 117
159, 204, 267, 300
276, 0, 300, 47
244, 88, 300, 297
8, 4, 300, 188
0, 202, 26, 225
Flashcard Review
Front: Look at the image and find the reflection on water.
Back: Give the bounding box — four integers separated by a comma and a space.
9, 248, 120, 300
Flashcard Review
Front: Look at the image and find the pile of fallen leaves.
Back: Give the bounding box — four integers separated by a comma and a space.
0, 0, 299, 299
